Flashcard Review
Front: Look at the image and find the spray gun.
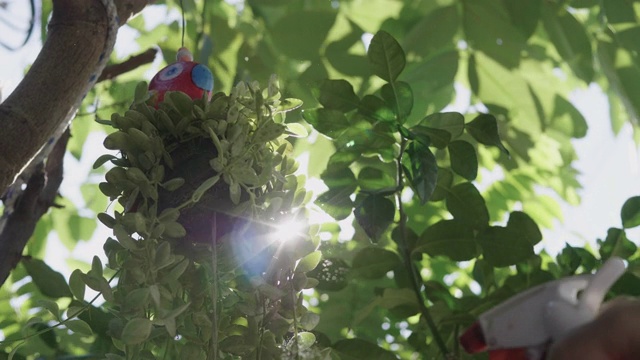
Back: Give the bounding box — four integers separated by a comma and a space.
459, 256, 626, 360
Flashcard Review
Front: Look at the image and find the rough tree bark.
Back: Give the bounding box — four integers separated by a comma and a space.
0, 0, 152, 287
0, 0, 151, 195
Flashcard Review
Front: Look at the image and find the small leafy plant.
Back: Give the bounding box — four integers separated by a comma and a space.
86, 77, 325, 359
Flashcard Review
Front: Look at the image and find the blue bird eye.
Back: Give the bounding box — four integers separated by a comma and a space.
159, 63, 184, 81
191, 64, 214, 91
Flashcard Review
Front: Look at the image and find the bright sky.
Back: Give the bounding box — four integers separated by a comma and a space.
0, 4, 639, 280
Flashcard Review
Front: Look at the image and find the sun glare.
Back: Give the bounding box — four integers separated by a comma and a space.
269, 218, 306, 244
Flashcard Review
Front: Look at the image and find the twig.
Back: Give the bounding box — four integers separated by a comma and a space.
395, 139, 450, 358
98, 48, 158, 82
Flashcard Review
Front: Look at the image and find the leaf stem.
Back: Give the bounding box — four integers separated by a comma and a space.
396, 140, 450, 358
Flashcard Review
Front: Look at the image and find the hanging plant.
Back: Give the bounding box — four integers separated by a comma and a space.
90, 71, 324, 359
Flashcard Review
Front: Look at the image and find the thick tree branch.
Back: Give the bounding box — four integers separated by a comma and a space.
0, 0, 151, 196
0, 129, 69, 287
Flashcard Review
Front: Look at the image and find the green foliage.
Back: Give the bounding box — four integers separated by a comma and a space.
4, 0, 640, 359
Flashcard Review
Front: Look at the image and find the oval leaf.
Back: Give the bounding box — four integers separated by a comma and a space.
354, 195, 396, 242
448, 140, 478, 180
466, 114, 509, 155
121, 318, 152, 345
445, 182, 490, 230
23, 258, 72, 298
368, 31, 406, 82
351, 247, 400, 279
477, 226, 534, 267
621, 196, 640, 229
414, 219, 479, 261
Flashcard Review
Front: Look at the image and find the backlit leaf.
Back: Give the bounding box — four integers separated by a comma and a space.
404, 141, 438, 204
351, 247, 401, 279
354, 195, 396, 242
599, 228, 637, 260
542, 3, 594, 83
445, 182, 489, 230
448, 140, 478, 180
368, 31, 406, 82
621, 196, 640, 228
23, 258, 72, 298
477, 226, 534, 267
414, 219, 479, 261
466, 113, 509, 155
318, 79, 360, 112
381, 81, 413, 123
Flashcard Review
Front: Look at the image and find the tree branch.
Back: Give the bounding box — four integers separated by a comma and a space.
98, 48, 158, 82
0, 129, 69, 287
0, 0, 151, 195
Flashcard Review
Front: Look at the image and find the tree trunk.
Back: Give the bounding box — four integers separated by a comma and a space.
0, 0, 150, 195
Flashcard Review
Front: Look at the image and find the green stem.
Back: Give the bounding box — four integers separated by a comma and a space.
208, 214, 219, 360
396, 140, 450, 358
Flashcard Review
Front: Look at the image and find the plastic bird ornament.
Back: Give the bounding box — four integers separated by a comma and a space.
148, 47, 214, 106
459, 257, 626, 360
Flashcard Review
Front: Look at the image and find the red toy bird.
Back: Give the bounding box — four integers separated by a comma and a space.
148, 47, 214, 105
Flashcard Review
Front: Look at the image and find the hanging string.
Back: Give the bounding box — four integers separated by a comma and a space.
179, 0, 185, 47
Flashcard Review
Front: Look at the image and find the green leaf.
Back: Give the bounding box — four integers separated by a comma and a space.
550, 95, 588, 138
466, 113, 509, 155
220, 335, 254, 355
468, 53, 479, 95
507, 211, 542, 245
121, 318, 153, 345
541, 3, 594, 83
621, 196, 640, 228
409, 125, 452, 149
599, 228, 637, 260
351, 247, 401, 280
357, 167, 396, 191
445, 182, 489, 230
368, 30, 406, 82
504, 0, 541, 39
133, 81, 149, 104
303, 108, 351, 138
403, 5, 459, 58
286, 122, 308, 137
430, 167, 453, 202
296, 332, 316, 351
379, 288, 418, 310
299, 313, 320, 331
404, 141, 438, 205
358, 95, 396, 123
414, 219, 479, 261
22, 258, 72, 298
381, 81, 413, 122
332, 339, 397, 360
307, 258, 350, 291
191, 175, 220, 203
69, 269, 86, 301
297, 251, 322, 273
65, 319, 93, 336
448, 140, 478, 180
271, 10, 336, 60
354, 195, 396, 242
93, 154, 117, 169
477, 226, 534, 267
318, 79, 360, 112
36, 299, 60, 321
462, 0, 526, 68
316, 187, 355, 220
421, 112, 464, 138
321, 166, 357, 191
